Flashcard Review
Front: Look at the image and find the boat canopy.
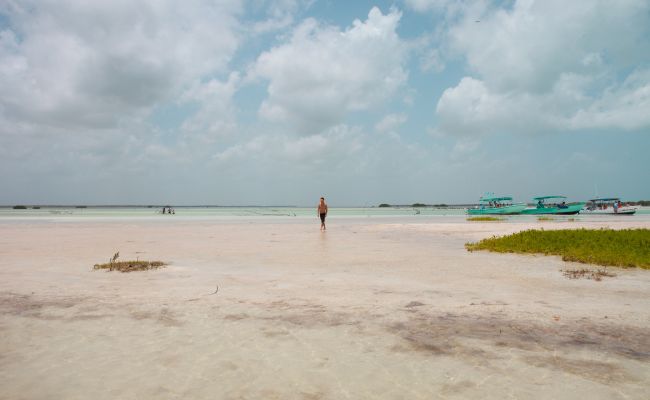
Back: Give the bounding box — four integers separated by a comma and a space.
479, 196, 513, 202
533, 195, 567, 201
589, 198, 620, 202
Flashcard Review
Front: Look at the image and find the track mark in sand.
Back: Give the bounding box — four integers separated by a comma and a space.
387, 311, 650, 367
404, 301, 425, 308
0, 292, 79, 316
0, 292, 112, 321
158, 308, 183, 327
129, 308, 184, 327
440, 379, 476, 396
299, 390, 326, 400
219, 298, 650, 368
223, 313, 250, 321
523, 355, 633, 385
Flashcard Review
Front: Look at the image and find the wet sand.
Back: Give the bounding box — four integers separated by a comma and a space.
1, 217, 649, 399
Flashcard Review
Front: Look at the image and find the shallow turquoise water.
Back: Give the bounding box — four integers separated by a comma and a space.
0, 206, 465, 219
0, 206, 647, 220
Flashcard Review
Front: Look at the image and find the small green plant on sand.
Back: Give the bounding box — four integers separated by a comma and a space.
93, 251, 165, 273
537, 216, 554, 221
467, 216, 504, 222
465, 229, 650, 269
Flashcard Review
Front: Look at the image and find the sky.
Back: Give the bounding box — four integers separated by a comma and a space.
1, 0, 649, 206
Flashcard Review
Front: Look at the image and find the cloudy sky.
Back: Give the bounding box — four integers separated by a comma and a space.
1, 0, 649, 206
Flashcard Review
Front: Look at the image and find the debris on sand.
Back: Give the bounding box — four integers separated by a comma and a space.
561, 268, 616, 281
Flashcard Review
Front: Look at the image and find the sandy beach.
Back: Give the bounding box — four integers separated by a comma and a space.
1, 216, 649, 399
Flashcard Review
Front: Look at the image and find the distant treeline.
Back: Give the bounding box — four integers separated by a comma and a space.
378, 203, 450, 208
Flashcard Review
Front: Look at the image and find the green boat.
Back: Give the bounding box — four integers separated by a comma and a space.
521, 196, 586, 215
467, 196, 526, 215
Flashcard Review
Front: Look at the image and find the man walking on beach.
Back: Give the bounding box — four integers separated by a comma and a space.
317, 197, 328, 231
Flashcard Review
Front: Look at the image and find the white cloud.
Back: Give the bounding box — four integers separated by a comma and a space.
449, 0, 649, 93
435, 0, 650, 135
435, 77, 560, 135
0, 0, 242, 131
249, 0, 312, 34
419, 48, 445, 72
404, 0, 453, 13
375, 113, 407, 134
248, 7, 408, 135
568, 69, 650, 131
213, 124, 363, 166
180, 72, 241, 142
404, 0, 483, 19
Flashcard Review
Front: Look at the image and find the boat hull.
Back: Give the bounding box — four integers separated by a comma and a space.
467, 203, 526, 215
521, 202, 585, 215
580, 207, 637, 215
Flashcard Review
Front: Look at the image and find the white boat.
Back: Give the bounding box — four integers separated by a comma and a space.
581, 198, 637, 215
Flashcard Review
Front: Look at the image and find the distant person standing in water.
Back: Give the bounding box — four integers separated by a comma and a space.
317, 197, 328, 231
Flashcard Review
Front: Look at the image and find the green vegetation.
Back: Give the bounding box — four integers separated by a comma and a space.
378, 203, 392, 208
412, 203, 428, 207
433, 204, 448, 207
466, 216, 505, 222
93, 251, 165, 272
32, 206, 40, 209
537, 216, 554, 221
12, 205, 27, 209
75, 205, 87, 208
466, 229, 650, 269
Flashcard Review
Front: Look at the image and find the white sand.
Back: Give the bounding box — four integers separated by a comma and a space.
1, 217, 649, 399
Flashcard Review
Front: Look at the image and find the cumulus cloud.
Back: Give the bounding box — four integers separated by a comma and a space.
406, 0, 464, 12
375, 113, 407, 134
0, 0, 242, 131
404, 0, 453, 13
436, 76, 569, 135
249, 7, 408, 135
249, 0, 312, 34
404, 0, 482, 19
180, 72, 241, 142
568, 69, 650, 131
213, 124, 363, 166
434, 0, 650, 135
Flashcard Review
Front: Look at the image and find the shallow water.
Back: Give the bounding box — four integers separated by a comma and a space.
1, 205, 648, 222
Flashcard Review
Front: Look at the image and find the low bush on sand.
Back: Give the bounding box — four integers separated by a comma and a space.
93, 252, 165, 272
537, 216, 554, 221
465, 229, 650, 269
467, 216, 505, 222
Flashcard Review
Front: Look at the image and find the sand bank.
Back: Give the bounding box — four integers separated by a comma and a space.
1, 217, 649, 399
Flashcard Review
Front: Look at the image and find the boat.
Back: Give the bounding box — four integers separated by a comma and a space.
467, 196, 526, 215
581, 198, 637, 215
521, 196, 585, 215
